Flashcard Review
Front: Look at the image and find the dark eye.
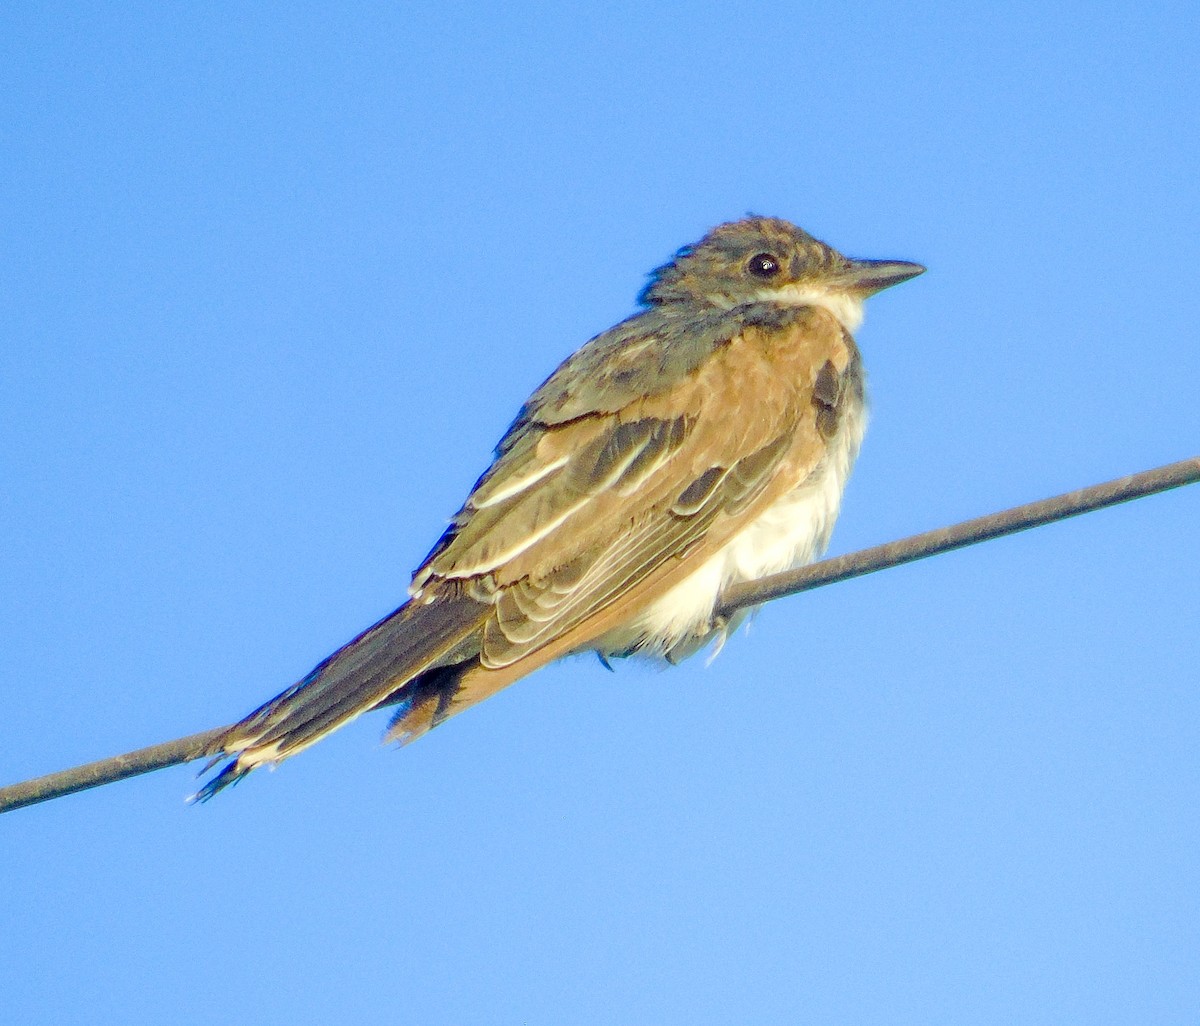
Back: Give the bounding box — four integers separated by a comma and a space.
747, 252, 781, 278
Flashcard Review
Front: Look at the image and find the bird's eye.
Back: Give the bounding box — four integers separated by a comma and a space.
747, 252, 781, 278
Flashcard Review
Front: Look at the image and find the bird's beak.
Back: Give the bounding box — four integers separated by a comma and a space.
836, 258, 926, 296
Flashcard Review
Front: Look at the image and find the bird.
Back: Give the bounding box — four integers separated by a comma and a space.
195, 216, 924, 799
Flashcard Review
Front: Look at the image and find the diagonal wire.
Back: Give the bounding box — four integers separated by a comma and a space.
2, 455, 1197, 815
0, 728, 230, 815
718, 455, 1200, 613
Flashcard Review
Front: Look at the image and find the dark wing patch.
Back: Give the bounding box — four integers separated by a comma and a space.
569, 415, 691, 496
672, 466, 727, 516
812, 358, 843, 440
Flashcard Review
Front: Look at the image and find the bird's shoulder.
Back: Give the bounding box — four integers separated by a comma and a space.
517, 300, 834, 428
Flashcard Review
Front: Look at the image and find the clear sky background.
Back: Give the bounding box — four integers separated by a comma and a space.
3, 4, 1198, 1024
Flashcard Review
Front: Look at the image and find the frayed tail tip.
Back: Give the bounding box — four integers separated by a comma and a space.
188, 759, 250, 804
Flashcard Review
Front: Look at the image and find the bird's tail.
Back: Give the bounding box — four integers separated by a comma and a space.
194, 597, 487, 800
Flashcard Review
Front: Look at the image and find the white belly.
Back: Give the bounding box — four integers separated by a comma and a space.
599, 402, 866, 661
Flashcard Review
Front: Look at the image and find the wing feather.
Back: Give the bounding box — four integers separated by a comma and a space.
411, 306, 851, 668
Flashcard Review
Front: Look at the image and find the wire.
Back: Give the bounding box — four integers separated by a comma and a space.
2, 455, 1196, 815
719, 455, 1200, 613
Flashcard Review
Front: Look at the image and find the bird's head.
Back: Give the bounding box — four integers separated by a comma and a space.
639, 216, 924, 330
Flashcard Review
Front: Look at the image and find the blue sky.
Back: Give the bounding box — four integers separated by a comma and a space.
3, 3, 1198, 1023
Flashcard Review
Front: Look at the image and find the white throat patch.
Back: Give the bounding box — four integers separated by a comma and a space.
756, 283, 865, 331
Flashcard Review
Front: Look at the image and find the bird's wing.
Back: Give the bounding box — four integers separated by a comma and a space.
413, 304, 859, 670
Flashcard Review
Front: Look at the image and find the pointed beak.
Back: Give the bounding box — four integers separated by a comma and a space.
836, 258, 926, 296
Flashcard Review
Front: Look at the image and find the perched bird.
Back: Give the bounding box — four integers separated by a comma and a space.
196, 216, 923, 799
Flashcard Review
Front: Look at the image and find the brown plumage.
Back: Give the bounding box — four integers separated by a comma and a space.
195, 217, 923, 799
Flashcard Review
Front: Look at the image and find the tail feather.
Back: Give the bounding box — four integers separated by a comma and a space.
381, 645, 565, 747
193, 596, 487, 800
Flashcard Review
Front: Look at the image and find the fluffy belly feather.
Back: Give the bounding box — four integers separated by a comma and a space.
598, 402, 866, 661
